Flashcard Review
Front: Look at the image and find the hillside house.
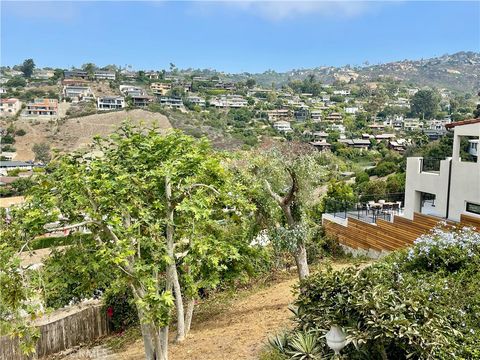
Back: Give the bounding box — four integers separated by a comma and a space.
210, 95, 247, 108
94, 71, 116, 81
345, 107, 359, 114
404, 119, 480, 222
131, 95, 154, 107
97, 96, 125, 111
273, 121, 292, 132
403, 118, 423, 131
309, 141, 331, 152
63, 85, 94, 101
186, 96, 206, 107
120, 85, 145, 97
325, 112, 343, 122
267, 109, 291, 122
145, 72, 159, 80
151, 82, 172, 96
159, 97, 183, 108
25, 99, 58, 116
338, 138, 371, 150
0, 98, 21, 117
0, 161, 33, 175
310, 110, 322, 122
64, 70, 89, 79
389, 139, 408, 153
333, 90, 350, 96
120, 70, 137, 79
294, 108, 309, 122
33, 69, 54, 79
312, 131, 329, 140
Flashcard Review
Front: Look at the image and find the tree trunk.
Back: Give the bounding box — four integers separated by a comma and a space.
172, 264, 186, 342
156, 326, 169, 360
184, 298, 195, 336
165, 176, 186, 343
139, 323, 156, 360
294, 241, 309, 281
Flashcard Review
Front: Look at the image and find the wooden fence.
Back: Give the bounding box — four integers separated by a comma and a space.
0, 304, 110, 360
324, 212, 480, 252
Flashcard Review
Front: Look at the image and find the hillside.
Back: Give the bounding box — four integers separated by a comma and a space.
216, 52, 480, 92
2, 110, 171, 161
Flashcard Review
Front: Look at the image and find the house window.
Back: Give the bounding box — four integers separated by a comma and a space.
466, 202, 480, 216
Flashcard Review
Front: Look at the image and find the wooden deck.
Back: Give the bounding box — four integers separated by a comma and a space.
323, 212, 480, 252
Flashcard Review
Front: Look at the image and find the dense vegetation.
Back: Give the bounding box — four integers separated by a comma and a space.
265, 226, 480, 359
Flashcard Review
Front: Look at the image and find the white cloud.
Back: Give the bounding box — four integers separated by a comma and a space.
1, 1, 79, 22
201, 1, 386, 21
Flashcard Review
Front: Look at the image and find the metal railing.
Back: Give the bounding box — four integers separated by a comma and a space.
324, 193, 405, 224
421, 158, 442, 173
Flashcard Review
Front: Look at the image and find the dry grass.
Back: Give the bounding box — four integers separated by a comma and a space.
2, 109, 171, 160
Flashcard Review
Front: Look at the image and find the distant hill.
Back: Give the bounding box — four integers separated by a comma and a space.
210, 51, 480, 92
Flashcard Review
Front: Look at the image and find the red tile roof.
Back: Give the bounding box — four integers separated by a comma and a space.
0, 98, 19, 104
445, 118, 480, 129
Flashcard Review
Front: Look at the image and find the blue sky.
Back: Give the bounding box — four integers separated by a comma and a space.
1, 1, 479, 73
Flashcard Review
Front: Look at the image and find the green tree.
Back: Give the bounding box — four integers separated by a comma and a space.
20, 58, 35, 78
410, 89, 441, 120
4, 126, 256, 360
246, 78, 256, 88
6, 76, 26, 88
32, 142, 51, 163
81, 63, 97, 80
240, 142, 330, 280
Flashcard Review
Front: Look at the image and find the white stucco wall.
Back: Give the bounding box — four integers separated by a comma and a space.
404, 157, 451, 220
404, 122, 480, 222
449, 122, 480, 222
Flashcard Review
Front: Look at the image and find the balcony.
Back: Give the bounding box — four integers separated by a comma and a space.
323, 193, 405, 224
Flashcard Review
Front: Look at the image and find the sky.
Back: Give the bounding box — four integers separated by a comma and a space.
1, 1, 479, 73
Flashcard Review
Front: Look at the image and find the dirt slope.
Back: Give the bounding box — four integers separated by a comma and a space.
117, 277, 298, 360
2, 109, 171, 160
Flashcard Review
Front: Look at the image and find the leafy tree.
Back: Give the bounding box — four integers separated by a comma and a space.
10, 177, 35, 195
410, 89, 440, 120
2, 134, 15, 144
321, 181, 356, 212
20, 58, 35, 78
246, 78, 256, 88
5, 125, 256, 360
239, 142, 330, 280
32, 142, 51, 163
81, 63, 97, 79
6, 76, 26, 88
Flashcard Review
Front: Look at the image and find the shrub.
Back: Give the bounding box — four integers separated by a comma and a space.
103, 287, 139, 332
15, 129, 27, 136
270, 226, 480, 359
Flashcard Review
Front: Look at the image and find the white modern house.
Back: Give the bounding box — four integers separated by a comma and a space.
273, 121, 292, 132
97, 96, 125, 111
404, 119, 480, 222
94, 71, 116, 81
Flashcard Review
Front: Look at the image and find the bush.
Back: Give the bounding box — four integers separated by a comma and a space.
103, 287, 139, 332
270, 226, 480, 359
15, 129, 27, 136
367, 161, 397, 177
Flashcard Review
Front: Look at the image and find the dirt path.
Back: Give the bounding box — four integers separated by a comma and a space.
60, 262, 361, 360
115, 276, 297, 360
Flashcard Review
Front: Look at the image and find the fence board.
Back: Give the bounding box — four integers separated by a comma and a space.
0, 304, 110, 360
